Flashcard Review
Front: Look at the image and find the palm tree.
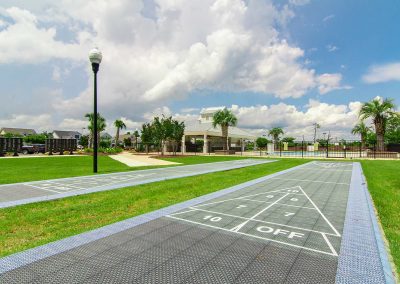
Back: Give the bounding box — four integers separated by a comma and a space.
359, 97, 397, 151
114, 119, 126, 147
85, 113, 107, 148
268, 127, 284, 147
313, 123, 321, 143
133, 130, 140, 149
212, 108, 238, 151
351, 121, 371, 149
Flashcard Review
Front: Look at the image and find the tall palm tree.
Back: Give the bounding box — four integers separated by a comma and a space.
114, 119, 126, 147
313, 123, 321, 143
351, 121, 371, 149
268, 127, 284, 147
85, 113, 107, 148
133, 130, 140, 149
212, 108, 238, 151
359, 97, 397, 151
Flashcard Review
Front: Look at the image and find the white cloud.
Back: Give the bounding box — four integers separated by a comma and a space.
289, 0, 311, 6
0, 7, 88, 64
0, 0, 351, 130
181, 108, 200, 113
326, 44, 338, 52
323, 14, 335, 22
58, 118, 87, 130
0, 114, 54, 132
227, 100, 362, 140
317, 73, 352, 94
362, 62, 400, 84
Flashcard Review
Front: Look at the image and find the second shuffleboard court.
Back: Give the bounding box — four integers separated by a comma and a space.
0, 159, 272, 208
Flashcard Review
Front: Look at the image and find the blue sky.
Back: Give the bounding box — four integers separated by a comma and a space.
0, 0, 399, 139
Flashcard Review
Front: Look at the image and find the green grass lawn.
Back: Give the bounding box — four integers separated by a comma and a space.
361, 160, 400, 274
0, 158, 305, 257
0, 155, 250, 184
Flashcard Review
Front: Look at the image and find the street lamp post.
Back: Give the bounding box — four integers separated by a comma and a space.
89, 47, 102, 173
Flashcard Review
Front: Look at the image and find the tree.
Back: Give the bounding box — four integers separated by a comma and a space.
141, 122, 153, 154
351, 121, 371, 149
359, 97, 397, 151
256, 137, 269, 150
80, 135, 89, 148
282, 137, 296, 143
385, 115, 400, 144
268, 127, 284, 147
85, 113, 107, 148
169, 120, 185, 155
212, 108, 238, 151
133, 130, 140, 149
313, 123, 321, 143
114, 119, 126, 147
23, 134, 47, 144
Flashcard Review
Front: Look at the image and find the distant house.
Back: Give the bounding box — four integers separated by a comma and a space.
52, 130, 81, 140
0, 127, 37, 137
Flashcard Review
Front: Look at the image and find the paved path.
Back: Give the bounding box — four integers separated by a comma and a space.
109, 152, 181, 167
0, 162, 394, 283
0, 159, 272, 208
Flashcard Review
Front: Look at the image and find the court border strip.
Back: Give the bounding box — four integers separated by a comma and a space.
0, 161, 311, 274
335, 162, 396, 284
0, 159, 274, 209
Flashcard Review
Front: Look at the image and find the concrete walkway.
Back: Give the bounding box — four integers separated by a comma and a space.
109, 152, 180, 167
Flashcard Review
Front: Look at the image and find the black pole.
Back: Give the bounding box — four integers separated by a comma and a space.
92, 63, 99, 173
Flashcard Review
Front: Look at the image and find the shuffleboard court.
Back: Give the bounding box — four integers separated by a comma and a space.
0, 159, 272, 208
0, 161, 393, 283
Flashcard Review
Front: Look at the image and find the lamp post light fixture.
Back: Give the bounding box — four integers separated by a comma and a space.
89, 47, 102, 173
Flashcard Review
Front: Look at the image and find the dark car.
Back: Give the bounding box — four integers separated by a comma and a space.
21, 144, 46, 155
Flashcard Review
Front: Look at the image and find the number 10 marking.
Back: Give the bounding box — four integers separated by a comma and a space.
203, 215, 222, 222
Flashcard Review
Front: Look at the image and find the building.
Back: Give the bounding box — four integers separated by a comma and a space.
52, 130, 81, 140
0, 127, 37, 137
182, 107, 256, 153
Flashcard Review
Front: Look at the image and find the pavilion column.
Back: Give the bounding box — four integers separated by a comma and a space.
181, 135, 186, 154
203, 134, 208, 154
241, 138, 245, 152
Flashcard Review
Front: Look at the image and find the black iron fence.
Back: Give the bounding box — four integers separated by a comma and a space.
263, 140, 399, 159
45, 139, 77, 155
0, 137, 23, 156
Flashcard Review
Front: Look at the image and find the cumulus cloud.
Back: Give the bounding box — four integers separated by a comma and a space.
362, 62, 400, 83
0, 7, 88, 64
317, 73, 352, 94
0, 0, 352, 133
227, 100, 362, 139
0, 114, 54, 132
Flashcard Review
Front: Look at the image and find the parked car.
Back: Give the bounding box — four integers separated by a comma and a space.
21, 144, 45, 155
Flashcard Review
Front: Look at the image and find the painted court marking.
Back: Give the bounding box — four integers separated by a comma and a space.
23, 173, 157, 193
167, 185, 340, 256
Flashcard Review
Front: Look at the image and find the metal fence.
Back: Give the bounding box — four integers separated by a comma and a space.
0, 137, 23, 156
45, 139, 77, 155
262, 140, 400, 159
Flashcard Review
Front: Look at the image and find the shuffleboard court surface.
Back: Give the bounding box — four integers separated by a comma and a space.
0, 159, 272, 208
0, 161, 392, 283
